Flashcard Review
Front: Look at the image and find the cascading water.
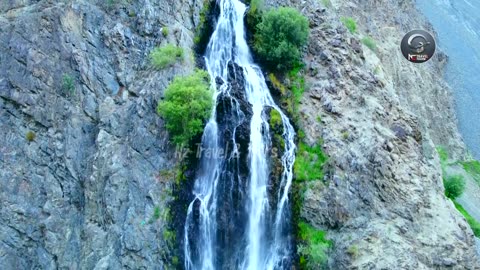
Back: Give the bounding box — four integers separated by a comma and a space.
183, 0, 296, 269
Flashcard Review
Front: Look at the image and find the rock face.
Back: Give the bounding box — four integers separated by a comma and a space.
0, 0, 203, 269
1, 0, 478, 269
268, 0, 479, 269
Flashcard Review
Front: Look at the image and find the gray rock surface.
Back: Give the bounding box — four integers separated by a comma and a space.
0, 0, 201, 268
271, 0, 480, 268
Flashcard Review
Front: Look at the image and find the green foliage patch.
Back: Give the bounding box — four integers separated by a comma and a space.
297, 221, 332, 269
162, 27, 169, 37
62, 74, 75, 96
157, 70, 213, 146
254, 7, 309, 70
150, 44, 184, 69
294, 141, 328, 182
454, 201, 480, 237
26, 131, 36, 142
361, 36, 377, 52
444, 175, 466, 199
461, 160, 480, 184
341, 17, 357, 34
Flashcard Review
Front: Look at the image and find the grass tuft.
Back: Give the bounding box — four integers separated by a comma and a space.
341, 17, 357, 34
149, 44, 184, 69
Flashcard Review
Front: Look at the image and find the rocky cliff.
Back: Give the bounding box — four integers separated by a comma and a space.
277, 0, 479, 268
0, 0, 202, 268
0, 0, 478, 269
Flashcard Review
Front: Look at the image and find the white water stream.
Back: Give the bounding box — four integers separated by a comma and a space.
184, 0, 296, 269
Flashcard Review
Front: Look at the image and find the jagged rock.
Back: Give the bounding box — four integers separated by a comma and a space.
0, 0, 201, 269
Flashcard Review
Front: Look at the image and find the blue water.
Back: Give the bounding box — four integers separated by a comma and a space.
417, 0, 480, 159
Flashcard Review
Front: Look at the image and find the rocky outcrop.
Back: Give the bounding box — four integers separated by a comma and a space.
266, 0, 480, 268
0, 0, 203, 268
185, 1, 478, 267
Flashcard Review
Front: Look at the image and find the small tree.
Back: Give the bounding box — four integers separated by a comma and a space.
444, 175, 466, 199
254, 7, 309, 70
157, 70, 213, 146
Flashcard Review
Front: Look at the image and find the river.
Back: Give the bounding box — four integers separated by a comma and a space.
416, 0, 480, 159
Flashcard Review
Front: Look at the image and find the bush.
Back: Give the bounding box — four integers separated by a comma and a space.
444, 175, 466, 199
297, 221, 332, 269
361, 36, 377, 52
26, 131, 36, 142
254, 7, 309, 70
157, 70, 213, 146
162, 27, 169, 37
62, 74, 75, 95
341, 17, 357, 34
454, 201, 480, 237
150, 44, 184, 69
294, 141, 328, 182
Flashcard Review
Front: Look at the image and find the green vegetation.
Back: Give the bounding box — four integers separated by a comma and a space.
163, 229, 176, 246
152, 206, 161, 220
443, 175, 466, 199
162, 27, 169, 37
341, 131, 349, 140
341, 17, 357, 34
361, 36, 377, 52
437, 146, 449, 165
150, 44, 184, 69
436, 147, 480, 237
269, 109, 282, 129
157, 70, 213, 146
254, 7, 309, 70
461, 160, 480, 184
194, 0, 212, 45
454, 201, 480, 237
26, 131, 36, 142
297, 221, 332, 269
294, 141, 328, 182
62, 74, 75, 95
246, 0, 264, 31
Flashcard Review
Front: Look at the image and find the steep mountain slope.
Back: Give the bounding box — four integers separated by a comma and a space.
0, 0, 478, 269
274, 0, 479, 268
0, 0, 201, 268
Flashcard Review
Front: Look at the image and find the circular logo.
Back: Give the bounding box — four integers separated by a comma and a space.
400, 30, 436, 63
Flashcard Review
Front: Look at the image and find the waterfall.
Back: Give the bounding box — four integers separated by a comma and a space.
183, 0, 296, 269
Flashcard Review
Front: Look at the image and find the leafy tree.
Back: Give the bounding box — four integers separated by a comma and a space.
254, 7, 309, 70
157, 70, 213, 146
444, 175, 466, 199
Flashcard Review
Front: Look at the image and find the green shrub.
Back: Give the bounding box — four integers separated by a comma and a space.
297, 221, 332, 269
194, 0, 212, 45
341, 17, 357, 34
153, 206, 161, 220
436, 146, 449, 164
62, 74, 75, 95
294, 141, 328, 182
269, 109, 282, 128
361, 36, 376, 52
26, 131, 36, 142
254, 7, 309, 70
454, 201, 480, 237
157, 70, 213, 146
444, 175, 466, 199
162, 27, 169, 37
150, 44, 184, 69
